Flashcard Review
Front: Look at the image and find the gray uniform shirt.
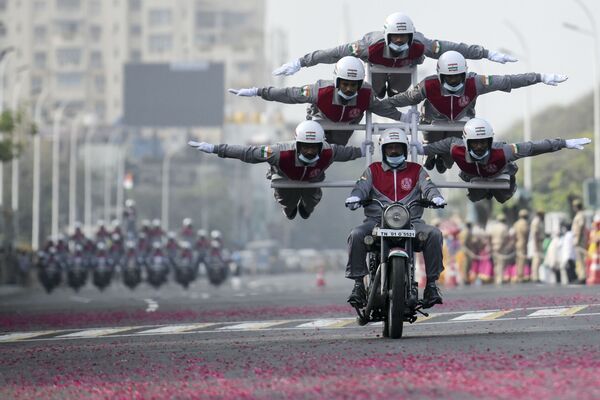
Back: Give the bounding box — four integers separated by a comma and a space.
383, 72, 541, 122
350, 161, 441, 221
258, 80, 403, 123
298, 31, 489, 67
213, 140, 362, 182
423, 137, 566, 180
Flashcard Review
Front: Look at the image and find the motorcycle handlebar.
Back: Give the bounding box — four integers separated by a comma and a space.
359, 198, 444, 210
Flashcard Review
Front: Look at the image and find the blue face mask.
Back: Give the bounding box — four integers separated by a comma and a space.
469, 149, 489, 161
298, 153, 319, 164
443, 81, 464, 93
337, 89, 358, 101
385, 154, 405, 168
388, 42, 409, 54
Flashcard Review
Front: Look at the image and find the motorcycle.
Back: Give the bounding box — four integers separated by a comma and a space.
66, 255, 89, 292
37, 252, 62, 293
122, 255, 143, 290
204, 248, 229, 286
173, 250, 196, 289
92, 254, 114, 291
146, 253, 169, 288
353, 198, 443, 339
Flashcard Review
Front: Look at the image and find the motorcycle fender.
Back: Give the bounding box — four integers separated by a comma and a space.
388, 248, 409, 259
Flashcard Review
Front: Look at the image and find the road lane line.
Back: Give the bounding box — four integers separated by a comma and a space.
481, 310, 513, 320
0, 330, 60, 342
219, 321, 288, 330
137, 323, 217, 335
57, 327, 136, 338
451, 312, 501, 321
528, 308, 571, 317
563, 305, 588, 315
295, 319, 355, 329
144, 298, 159, 313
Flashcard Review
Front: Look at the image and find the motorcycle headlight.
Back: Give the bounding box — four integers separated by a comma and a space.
383, 204, 410, 229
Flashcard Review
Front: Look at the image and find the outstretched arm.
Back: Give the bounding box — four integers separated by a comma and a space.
504, 137, 590, 162
416, 32, 517, 64
476, 73, 567, 95
421, 137, 460, 156
332, 144, 364, 162
188, 141, 277, 164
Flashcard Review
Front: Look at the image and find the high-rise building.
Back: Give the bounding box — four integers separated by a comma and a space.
0, 0, 266, 125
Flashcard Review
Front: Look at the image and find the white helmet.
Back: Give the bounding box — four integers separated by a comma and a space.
152, 218, 161, 227
379, 128, 409, 158
125, 199, 135, 208
383, 13, 415, 47
210, 230, 221, 240
197, 229, 207, 237
295, 121, 325, 145
462, 118, 494, 159
333, 56, 365, 89
437, 51, 468, 76
182, 218, 192, 227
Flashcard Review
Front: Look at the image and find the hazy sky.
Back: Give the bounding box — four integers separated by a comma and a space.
265, 0, 600, 135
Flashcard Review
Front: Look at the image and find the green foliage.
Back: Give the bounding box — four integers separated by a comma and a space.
0, 110, 14, 133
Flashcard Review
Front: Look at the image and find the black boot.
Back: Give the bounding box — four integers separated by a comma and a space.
347, 280, 367, 308
282, 207, 297, 220
298, 202, 311, 219
423, 281, 443, 309
435, 156, 447, 173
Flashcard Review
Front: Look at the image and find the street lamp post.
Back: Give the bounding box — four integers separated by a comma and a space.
32, 90, 48, 251
564, 0, 600, 179
104, 128, 121, 223
83, 114, 97, 236
161, 148, 179, 232
503, 21, 533, 192
51, 104, 69, 239
0, 47, 15, 211
68, 115, 83, 229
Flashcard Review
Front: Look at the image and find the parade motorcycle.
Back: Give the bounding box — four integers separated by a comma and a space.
92, 253, 114, 291
122, 254, 143, 290
146, 252, 169, 288
173, 248, 197, 289
37, 251, 62, 293
353, 198, 443, 339
66, 253, 89, 292
204, 243, 229, 286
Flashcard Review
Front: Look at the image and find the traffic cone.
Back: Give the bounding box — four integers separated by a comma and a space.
445, 261, 458, 288
587, 249, 600, 285
316, 267, 326, 288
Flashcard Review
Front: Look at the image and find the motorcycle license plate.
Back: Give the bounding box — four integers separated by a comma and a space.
377, 229, 415, 238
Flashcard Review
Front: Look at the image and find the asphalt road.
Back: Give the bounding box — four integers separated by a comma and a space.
1, 271, 599, 399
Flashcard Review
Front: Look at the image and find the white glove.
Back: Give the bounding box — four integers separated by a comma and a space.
410, 141, 425, 155
400, 108, 420, 123
431, 197, 447, 207
345, 196, 362, 210
187, 141, 215, 153
360, 140, 374, 157
227, 87, 259, 97
541, 73, 568, 86
272, 59, 302, 76
486, 50, 518, 64
565, 138, 591, 150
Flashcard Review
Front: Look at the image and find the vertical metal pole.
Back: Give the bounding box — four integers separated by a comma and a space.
69, 116, 80, 229
51, 106, 66, 239
32, 90, 47, 251
365, 63, 373, 166
84, 117, 96, 236
161, 151, 173, 232
115, 147, 125, 222
410, 66, 419, 162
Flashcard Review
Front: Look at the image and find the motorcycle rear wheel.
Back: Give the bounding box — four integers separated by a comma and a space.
384, 257, 407, 339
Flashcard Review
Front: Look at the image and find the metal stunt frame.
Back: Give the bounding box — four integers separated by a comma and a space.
270, 63, 510, 191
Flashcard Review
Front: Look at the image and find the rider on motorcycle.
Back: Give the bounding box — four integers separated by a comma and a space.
345, 128, 446, 309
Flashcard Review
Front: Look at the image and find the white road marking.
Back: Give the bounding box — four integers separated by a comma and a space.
144, 298, 159, 313
57, 327, 135, 338
452, 312, 498, 321
1, 304, 597, 343
296, 319, 355, 329
218, 320, 288, 330
137, 323, 217, 335
0, 330, 59, 342
528, 308, 571, 317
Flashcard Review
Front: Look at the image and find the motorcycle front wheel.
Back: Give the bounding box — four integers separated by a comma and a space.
384, 257, 407, 339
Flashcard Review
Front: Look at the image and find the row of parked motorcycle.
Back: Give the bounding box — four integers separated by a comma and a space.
36, 228, 235, 293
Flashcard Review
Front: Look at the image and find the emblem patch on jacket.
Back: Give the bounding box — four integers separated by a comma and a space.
400, 177, 413, 191
458, 95, 470, 107
348, 108, 362, 118
260, 146, 273, 158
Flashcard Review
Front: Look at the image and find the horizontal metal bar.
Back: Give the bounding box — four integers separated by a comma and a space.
319, 122, 464, 132
368, 65, 416, 74
271, 179, 510, 190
